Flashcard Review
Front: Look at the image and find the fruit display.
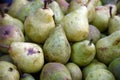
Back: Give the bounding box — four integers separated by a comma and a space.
0, 0, 120, 80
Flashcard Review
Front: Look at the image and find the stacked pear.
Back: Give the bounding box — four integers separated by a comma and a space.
43, 25, 71, 64
61, 5, 89, 42
24, 2, 55, 43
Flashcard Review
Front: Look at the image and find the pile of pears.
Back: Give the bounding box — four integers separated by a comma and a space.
0, 0, 120, 80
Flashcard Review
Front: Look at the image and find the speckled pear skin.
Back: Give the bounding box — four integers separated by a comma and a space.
43, 25, 71, 64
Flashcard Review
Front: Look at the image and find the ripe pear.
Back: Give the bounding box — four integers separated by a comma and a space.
24, 3, 55, 43
83, 59, 107, 79
0, 13, 24, 32
108, 15, 120, 34
0, 25, 25, 53
9, 42, 44, 73
20, 73, 35, 80
91, 4, 117, 32
40, 62, 72, 80
61, 6, 89, 42
86, 25, 101, 44
48, 0, 64, 24
0, 61, 20, 80
70, 40, 96, 66
16, 0, 43, 22
66, 62, 82, 80
43, 25, 71, 64
96, 30, 120, 64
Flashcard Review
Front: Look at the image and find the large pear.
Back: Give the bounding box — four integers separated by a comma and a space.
61, 6, 89, 42
43, 25, 71, 64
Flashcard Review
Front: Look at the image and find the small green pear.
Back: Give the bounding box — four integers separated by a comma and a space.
96, 30, 120, 64
0, 14, 24, 32
24, 2, 55, 43
43, 25, 71, 64
70, 40, 96, 66
0, 25, 25, 53
83, 59, 107, 79
40, 62, 72, 80
9, 42, 44, 73
0, 61, 20, 80
48, 1, 64, 24
20, 73, 35, 80
66, 62, 82, 80
61, 6, 89, 42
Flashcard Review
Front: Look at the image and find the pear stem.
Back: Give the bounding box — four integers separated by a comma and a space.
43, 0, 48, 9
109, 6, 113, 18
0, 44, 10, 49
88, 39, 93, 46
0, 9, 5, 18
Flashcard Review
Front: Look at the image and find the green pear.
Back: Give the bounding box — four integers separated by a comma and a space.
117, 1, 120, 13
24, 5, 55, 43
83, 59, 107, 79
0, 61, 20, 80
16, 0, 43, 22
56, 0, 69, 14
0, 25, 25, 53
66, 62, 82, 80
108, 15, 120, 34
20, 73, 35, 80
9, 42, 44, 73
8, 0, 29, 18
101, 0, 118, 5
40, 62, 72, 80
86, 25, 101, 44
61, 6, 89, 42
91, 4, 117, 32
0, 14, 24, 32
48, 1, 64, 24
70, 40, 96, 66
86, 69, 115, 80
96, 30, 120, 64
43, 25, 71, 64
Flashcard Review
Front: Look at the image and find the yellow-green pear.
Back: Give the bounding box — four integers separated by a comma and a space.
24, 6, 55, 43
0, 14, 24, 32
96, 30, 120, 64
43, 25, 71, 64
20, 73, 35, 80
70, 40, 96, 67
61, 6, 89, 42
9, 42, 44, 73
108, 15, 120, 34
0, 61, 20, 80
48, 0, 64, 24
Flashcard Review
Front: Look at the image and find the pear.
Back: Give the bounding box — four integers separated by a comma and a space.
0, 25, 25, 53
56, 0, 69, 14
86, 69, 115, 80
91, 4, 117, 32
108, 15, 120, 34
83, 59, 107, 79
24, 1, 55, 43
16, 0, 43, 22
48, 0, 64, 24
20, 73, 35, 80
0, 13, 24, 32
0, 61, 20, 80
61, 6, 89, 42
70, 40, 96, 66
101, 0, 118, 5
43, 25, 71, 64
86, 25, 101, 44
66, 62, 82, 80
40, 62, 72, 80
117, 1, 120, 13
8, 0, 29, 18
96, 30, 120, 64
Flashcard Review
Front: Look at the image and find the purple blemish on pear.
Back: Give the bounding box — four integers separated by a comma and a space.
27, 48, 36, 56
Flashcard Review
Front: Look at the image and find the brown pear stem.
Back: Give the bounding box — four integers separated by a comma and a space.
0, 9, 5, 18
43, 0, 48, 9
0, 44, 10, 49
109, 6, 113, 18
88, 39, 93, 46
